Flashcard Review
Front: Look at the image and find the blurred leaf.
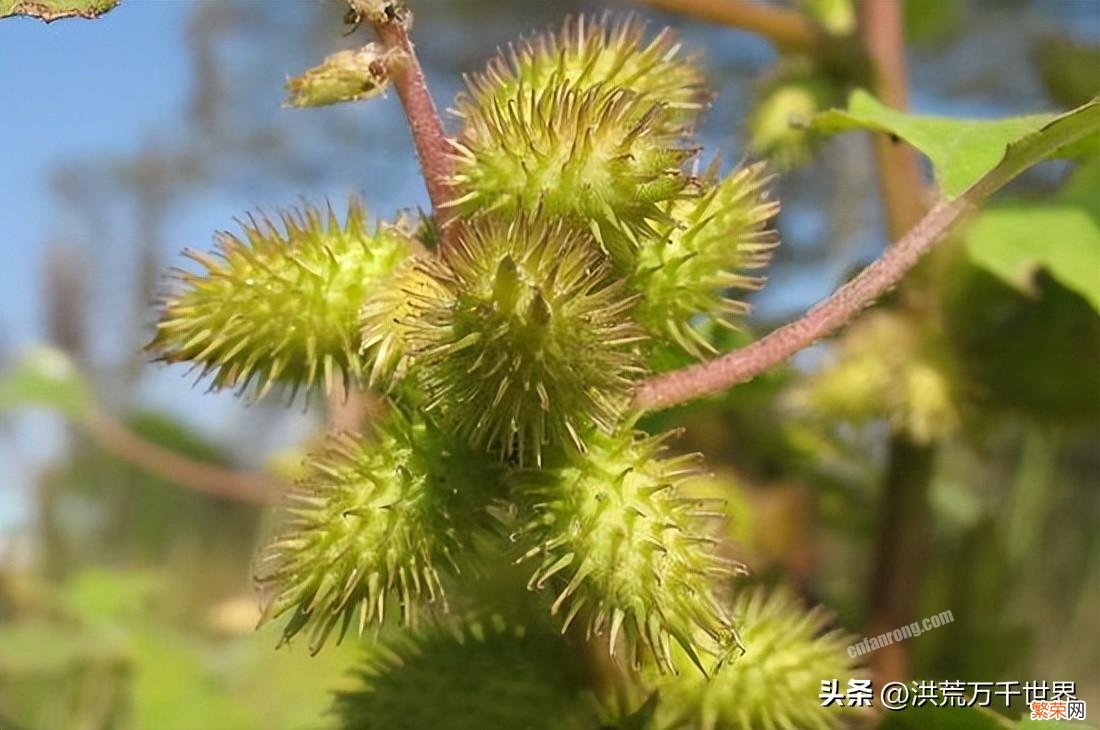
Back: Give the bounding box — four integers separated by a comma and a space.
811, 90, 1099, 197
880, 705, 1011, 729
0, 0, 118, 21
966, 208, 1099, 311
1034, 38, 1100, 108
797, 0, 855, 35
942, 258, 1100, 424
966, 161, 1100, 312
45, 410, 259, 605
58, 568, 159, 628
0, 567, 357, 730
0, 621, 129, 730
903, 0, 961, 45
0, 346, 93, 419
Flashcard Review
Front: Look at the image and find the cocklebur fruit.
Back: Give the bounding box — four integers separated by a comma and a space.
257, 410, 498, 653
511, 429, 738, 673
650, 587, 863, 730
459, 14, 707, 135
332, 615, 598, 730
149, 198, 411, 401
406, 214, 646, 464
632, 161, 778, 357
447, 77, 698, 262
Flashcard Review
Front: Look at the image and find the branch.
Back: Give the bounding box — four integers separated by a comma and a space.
632, 196, 972, 411
859, 0, 925, 238
858, 0, 931, 690
362, 2, 454, 225
85, 411, 285, 504
635, 0, 826, 52
633, 104, 1100, 413
864, 432, 936, 684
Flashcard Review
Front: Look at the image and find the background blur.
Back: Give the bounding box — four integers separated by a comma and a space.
1, 1, 1097, 728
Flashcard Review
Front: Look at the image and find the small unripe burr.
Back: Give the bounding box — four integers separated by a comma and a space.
632, 161, 779, 357
149, 198, 412, 401
404, 214, 647, 465
651, 587, 864, 730
460, 14, 708, 135
257, 410, 499, 654
447, 78, 699, 266
512, 429, 740, 673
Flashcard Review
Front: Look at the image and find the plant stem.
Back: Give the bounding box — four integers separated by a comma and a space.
864, 433, 936, 684
636, 0, 826, 52
85, 411, 284, 504
859, 0, 925, 238
368, 7, 454, 227
632, 195, 971, 411
857, 0, 936, 691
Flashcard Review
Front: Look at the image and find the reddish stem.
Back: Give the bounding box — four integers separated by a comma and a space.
859, 0, 926, 238
86, 411, 284, 504
371, 11, 454, 225
637, 0, 826, 52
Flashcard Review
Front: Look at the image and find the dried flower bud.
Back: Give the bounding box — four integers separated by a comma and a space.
286, 44, 393, 108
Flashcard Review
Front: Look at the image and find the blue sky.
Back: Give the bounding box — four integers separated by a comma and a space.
2, 2, 192, 347
2, 3, 196, 529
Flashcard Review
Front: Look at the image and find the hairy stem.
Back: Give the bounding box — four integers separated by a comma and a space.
368, 6, 454, 228
636, 0, 826, 52
632, 196, 971, 411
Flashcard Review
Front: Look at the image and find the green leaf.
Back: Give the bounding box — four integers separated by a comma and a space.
811, 89, 1099, 197
1, 0, 118, 21
0, 346, 93, 418
966, 161, 1100, 312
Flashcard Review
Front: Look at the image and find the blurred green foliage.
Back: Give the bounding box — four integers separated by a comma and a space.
0, 347, 92, 420
966, 160, 1100, 313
